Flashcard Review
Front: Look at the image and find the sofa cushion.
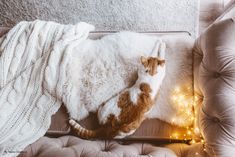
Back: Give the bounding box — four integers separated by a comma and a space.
18, 136, 177, 157
19, 136, 209, 157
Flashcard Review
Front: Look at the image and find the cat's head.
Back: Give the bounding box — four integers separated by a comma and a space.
140, 56, 165, 76
139, 41, 166, 76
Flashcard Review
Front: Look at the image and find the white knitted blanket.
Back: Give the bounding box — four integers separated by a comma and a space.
0, 20, 94, 157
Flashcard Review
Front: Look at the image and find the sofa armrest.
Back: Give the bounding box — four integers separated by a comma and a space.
195, 18, 235, 157
214, 1, 235, 23
224, 0, 235, 12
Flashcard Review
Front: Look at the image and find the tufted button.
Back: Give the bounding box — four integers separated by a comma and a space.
101, 148, 109, 152
212, 117, 221, 123
213, 72, 220, 78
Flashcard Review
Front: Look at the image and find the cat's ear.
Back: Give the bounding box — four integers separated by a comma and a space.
140, 56, 148, 66
158, 59, 165, 66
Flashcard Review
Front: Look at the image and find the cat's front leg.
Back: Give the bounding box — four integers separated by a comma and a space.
159, 41, 166, 59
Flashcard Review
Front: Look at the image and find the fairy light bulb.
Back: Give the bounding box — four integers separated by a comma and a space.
194, 127, 200, 134
187, 130, 192, 135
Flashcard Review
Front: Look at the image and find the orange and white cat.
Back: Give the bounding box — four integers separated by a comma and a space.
69, 41, 166, 139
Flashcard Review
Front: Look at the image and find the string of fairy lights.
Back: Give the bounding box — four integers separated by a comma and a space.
171, 85, 194, 126
170, 85, 205, 145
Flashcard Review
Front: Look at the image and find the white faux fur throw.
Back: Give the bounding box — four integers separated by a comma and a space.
0, 20, 94, 157
69, 32, 194, 127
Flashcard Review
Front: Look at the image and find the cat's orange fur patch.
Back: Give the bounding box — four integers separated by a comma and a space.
92, 82, 153, 138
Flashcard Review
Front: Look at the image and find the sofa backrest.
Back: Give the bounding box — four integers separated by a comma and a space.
194, 17, 235, 157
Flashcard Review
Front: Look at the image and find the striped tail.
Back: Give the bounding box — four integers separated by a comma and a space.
69, 119, 97, 139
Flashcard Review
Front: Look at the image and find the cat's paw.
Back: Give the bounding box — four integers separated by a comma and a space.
159, 41, 166, 59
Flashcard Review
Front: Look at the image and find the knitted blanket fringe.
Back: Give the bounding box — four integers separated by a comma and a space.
0, 20, 94, 157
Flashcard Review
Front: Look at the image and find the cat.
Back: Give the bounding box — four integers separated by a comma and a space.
69, 41, 166, 139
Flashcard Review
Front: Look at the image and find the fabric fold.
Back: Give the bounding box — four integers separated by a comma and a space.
0, 20, 94, 157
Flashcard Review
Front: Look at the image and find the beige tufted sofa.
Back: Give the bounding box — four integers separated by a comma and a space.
196, 18, 235, 156
194, 2, 235, 157
0, 3, 234, 157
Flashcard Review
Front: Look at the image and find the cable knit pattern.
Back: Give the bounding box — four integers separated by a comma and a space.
0, 20, 94, 157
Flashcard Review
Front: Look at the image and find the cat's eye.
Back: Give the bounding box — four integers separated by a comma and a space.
145, 70, 148, 73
